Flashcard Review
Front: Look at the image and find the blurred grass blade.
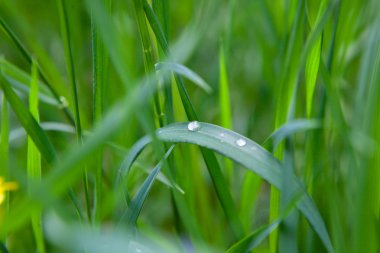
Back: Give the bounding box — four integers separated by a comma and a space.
57, 0, 91, 222
119, 145, 175, 227
117, 136, 152, 185
27, 60, 46, 253
305, 37, 321, 117
0, 72, 57, 164
0, 75, 158, 234
219, 44, 232, 130
226, 192, 302, 253
91, 0, 111, 223
0, 92, 10, 221
57, 0, 82, 139
0, 58, 60, 107
219, 43, 233, 180
156, 122, 334, 253
10, 122, 75, 143
155, 62, 212, 93
0, 16, 74, 124
263, 119, 322, 150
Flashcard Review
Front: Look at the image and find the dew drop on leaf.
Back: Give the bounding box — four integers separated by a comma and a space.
235, 138, 247, 147
187, 121, 201, 132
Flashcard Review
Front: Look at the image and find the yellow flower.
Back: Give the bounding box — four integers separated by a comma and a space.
0, 177, 18, 205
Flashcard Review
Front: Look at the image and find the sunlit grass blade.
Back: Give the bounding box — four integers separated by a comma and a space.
119, 145, 175, 227
155, 62, 212, 93
219, 43, 233, 181
27, 60, 45, 253
305, 0, 327, 117
156, 122, 334, 253
0, 72, 57, 164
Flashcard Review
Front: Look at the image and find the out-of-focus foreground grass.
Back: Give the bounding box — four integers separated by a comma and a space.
0, 0, 379, 252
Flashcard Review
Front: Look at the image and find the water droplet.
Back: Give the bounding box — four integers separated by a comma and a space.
219, 133, 225, 137
235, 138, 247, 147
136, 249, 142, 253
187, 121, 201, 132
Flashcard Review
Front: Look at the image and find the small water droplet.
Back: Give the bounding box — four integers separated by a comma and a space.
187, 121, 201, 132
136, 249, 142, 253
235, 138, 247, 147
219, 133, 225, 137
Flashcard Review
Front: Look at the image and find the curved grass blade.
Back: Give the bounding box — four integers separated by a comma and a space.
9, 122, 75, 142
155, 62, 212, 93
0, 72, 57, 164
263, 119, 322, 150
156, 122, 334, 253
119, 145, 175, 227
226, 192, 302, 253
117, 136, 152, 185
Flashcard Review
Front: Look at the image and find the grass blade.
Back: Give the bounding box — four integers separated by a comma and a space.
156, 122, 334, 253
0, 72, 57, 164
0, 16, 74, 124
263, 119, 322, 150
119, 145, 175, 227
155, 62, 212, 93
27, 60, 46, 253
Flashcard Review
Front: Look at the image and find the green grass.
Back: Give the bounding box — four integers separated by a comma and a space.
0, 0, 379, 252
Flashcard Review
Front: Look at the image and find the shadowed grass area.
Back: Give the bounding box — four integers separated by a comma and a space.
0, 0, 379, 252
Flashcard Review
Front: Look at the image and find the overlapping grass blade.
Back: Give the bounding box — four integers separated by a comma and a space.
0, 16, 74, 124
226, 192, 302, 253
119, 145, 175, 227
263, 119, 322, 150
27, 60, 45, 253
0, 73, 158, 234
143, 0, 244, 239
0, 72, 57, 164
156, 122, 334, 253
0, 58, 59, 106
155, 62, 212, 93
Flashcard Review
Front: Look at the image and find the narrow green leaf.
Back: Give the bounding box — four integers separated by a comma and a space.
27, 60, 46, 253
219, 45, 232, 129
57, 0, 82, 139
226, 192, 302, 253
156, 122, 334, 253
119, 145, 175, 227
305, 37, 321, 117
155, 62, 212, 93
0, 72, 57, 164
263, 119, 322, 150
